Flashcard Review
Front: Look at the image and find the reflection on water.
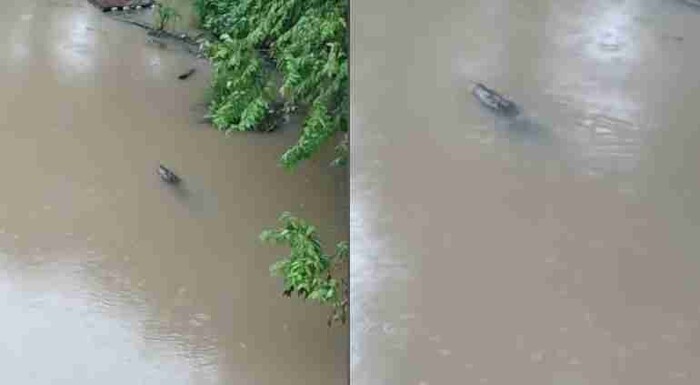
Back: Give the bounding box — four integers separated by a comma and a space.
0, 250, 221, 384
50, 5, 97, 76
581, 1, 640, 63
5, 3, 38, 68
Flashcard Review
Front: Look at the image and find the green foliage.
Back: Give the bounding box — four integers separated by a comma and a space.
206, 35, 276, 133
154, 1, 181, 31
195, 0, 349, 168
260, 212, 349, 326
331, 132, 349, 167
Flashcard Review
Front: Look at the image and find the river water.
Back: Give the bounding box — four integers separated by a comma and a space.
0, 1, 348, 384
352, 0, 700, 384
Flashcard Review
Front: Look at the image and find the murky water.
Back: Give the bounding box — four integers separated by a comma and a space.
0, 1, 347, 384
352, 0, 700, 384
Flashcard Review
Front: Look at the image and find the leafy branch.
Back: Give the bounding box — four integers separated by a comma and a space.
154, 1, 181, 31
260, 212, 349, 326
195, 0, 348, 168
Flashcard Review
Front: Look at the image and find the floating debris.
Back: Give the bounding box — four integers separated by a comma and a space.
178, 68, 196, 80
471, 82, 519, 116
158, 164, 181, 184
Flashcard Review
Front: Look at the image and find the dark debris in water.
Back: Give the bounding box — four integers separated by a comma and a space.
178, 68, 196, 80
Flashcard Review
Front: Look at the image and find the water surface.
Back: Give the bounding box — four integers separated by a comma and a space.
0, 1, 348, 384
352, 0, 700, 384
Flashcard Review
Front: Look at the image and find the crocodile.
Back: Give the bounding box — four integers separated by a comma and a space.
471, 82, 519, 116
158, 164, 181, 184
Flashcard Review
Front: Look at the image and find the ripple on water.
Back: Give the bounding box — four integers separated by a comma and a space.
669, 371, 688, 379
542, 92, 645, 177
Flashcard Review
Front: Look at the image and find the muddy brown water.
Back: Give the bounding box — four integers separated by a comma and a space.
0, 1, 347, 384
352, 0, 700, 384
